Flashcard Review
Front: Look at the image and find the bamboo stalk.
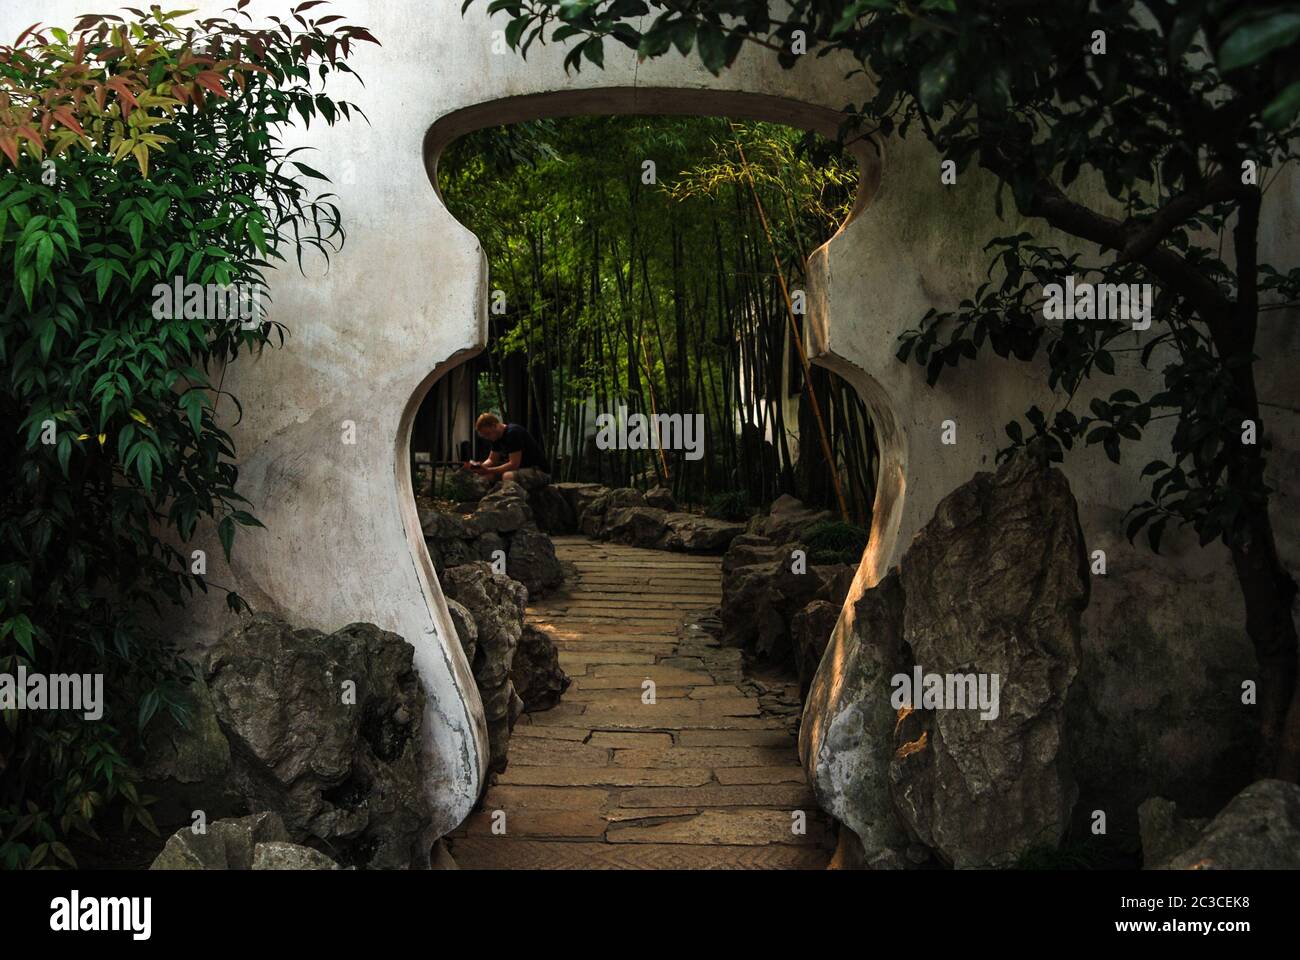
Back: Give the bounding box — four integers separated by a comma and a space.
732, 128, 849, 522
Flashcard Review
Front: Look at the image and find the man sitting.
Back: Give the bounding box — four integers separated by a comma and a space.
465, 412, 551, 490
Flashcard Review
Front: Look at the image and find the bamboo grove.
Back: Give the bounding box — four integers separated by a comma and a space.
433, 116, 877, 523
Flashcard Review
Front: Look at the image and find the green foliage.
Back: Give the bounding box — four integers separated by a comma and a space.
704, 490, 751, 522
0, 4, 374, 868
1014, 842, 1106, 871
439, 114, 873, 515
436, 467, 483, 504
803, 520, 869, 565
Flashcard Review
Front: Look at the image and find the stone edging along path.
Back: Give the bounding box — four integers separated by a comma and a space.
446, 536, 833, 869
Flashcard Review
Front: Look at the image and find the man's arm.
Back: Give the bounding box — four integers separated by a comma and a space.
466, 450, 501, 470
478, 451, 521, 477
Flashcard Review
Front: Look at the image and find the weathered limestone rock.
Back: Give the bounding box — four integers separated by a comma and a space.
529, 484, 577, 534
803, 455, 1088, 869
602, 505, 670, 547
441, 562, 528, 773
474, 530, 507, 565
1068, 547, 1257, 837
150, 812, 342, 870
445, 598, 477, 665
816, 565, 857, 607
721, 556, 824, 658
1158, 780, 1300, 869
423, 483, 565, 597
203, 616, 433, 869
717, 496, 856, 670
431, 466, 492, 502
428, 534, 475, 573
755, 494, 833, 543
578, 487, 648, 536
604, 487, 649, 509
791, 599, 841, 701
658, 512, 745, 552
507, 525, 564, 596
511, 624, 571, 712
150, 811, 288, 870
888, 455, 1088, 868
645, 485, 677, 511
722, 534, 794, 575
560, 482, 741, 554
464, 481, 532, 536
251, 841, 342, 870
804, 572, 912, 865
553, 482, 608, 520
419, 506, 469, 541
1138, 797, 1209, 869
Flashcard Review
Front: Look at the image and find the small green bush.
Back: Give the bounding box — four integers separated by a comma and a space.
0, 6, 375, 868
436, 468, 482, 504
804, 520, 870, 565
705, 490, 751, 522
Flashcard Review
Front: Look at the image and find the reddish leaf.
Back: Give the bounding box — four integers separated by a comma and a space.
14, 22, 43, 48
15, 125, 43, 149
195, 71, 228, 98
105, 75, 138, 114
51, 107, 84, 135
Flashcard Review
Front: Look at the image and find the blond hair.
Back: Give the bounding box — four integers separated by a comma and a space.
475, 412, 502, 431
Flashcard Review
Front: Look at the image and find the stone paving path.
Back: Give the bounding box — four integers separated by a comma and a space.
447, 536, 834, 869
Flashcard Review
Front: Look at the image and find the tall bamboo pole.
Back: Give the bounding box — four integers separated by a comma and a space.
732, 128, 849, 522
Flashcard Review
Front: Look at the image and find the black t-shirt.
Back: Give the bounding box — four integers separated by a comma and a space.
491, 424, 549, 472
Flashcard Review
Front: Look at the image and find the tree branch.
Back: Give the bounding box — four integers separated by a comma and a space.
1120, 166, 1245, 264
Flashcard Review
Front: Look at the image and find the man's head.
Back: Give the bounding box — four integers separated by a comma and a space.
475, 412, 506, 442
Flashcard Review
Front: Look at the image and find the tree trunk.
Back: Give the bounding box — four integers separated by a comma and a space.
1229, 505, 1300, 779
1223, 186, 1300, 780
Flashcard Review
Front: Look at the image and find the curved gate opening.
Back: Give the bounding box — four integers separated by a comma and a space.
405, 105, 906, 867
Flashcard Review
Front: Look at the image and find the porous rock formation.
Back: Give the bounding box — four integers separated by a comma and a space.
717, 495, 858, 677
803, 454, 1089, 868
421, 480, 563, 598
203, 616, 434, 869
1140, 780, 1300, 869
150, 812, 340, 870
440, 561, 571, 771
540, 483, 746, 553
440, 562, 529, 774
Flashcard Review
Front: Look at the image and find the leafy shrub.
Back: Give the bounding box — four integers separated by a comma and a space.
0, 4, 376, 868
804, 520, 870, 565
705, 490, 751, 522
436, 467, 482, 504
